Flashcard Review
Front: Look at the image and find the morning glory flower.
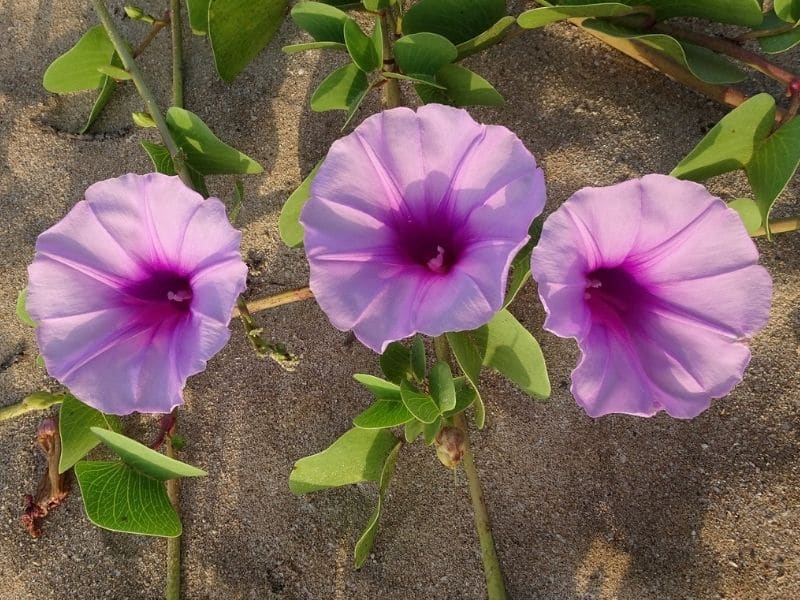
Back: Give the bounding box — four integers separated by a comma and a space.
27, 173, 247, 415
531, 174, 772, 419
301, 104, 546, 352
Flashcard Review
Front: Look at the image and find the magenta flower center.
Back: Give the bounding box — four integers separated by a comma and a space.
392, 214, 466, 275
125, 269, 194, 319
584, 265, 652, 328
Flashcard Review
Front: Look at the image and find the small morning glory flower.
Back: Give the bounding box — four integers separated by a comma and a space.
531, 174, 772, 419
301, 104, 546, 352
27, 173, 247, 415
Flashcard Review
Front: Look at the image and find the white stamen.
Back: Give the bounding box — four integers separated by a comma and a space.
167, 290, 192, 302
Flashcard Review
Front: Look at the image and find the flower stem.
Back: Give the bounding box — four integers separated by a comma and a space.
165, 430, 181, 600
132, 16, 169, 58
170, 0, 184, 109
380, 8, 402, 109
433, 336, 507, 599
753, 216, 800, 237
90, 0, 193, 187
653, 23, 800, 87
232, 286, 314, 316
0, 395, 61, 422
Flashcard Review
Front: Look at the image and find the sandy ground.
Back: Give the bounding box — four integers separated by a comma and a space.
1, 1, 799, 598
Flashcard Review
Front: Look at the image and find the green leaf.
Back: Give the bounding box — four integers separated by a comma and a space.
446, 330, 486, 428
208, 0, 287, 81
16, 289, 35, 327
96, 65, 131, 80
400, 380, 440, 424
455, 15, 515, 59
410, 336, 426, 381
395, 33, 458, 76
517, 3, 639, 29
422, 417, 442, 445
362, 0, 390, 10
354, 400, 413, 429
344, 19, 381, 72
757, 11, 800, 54
289, 428, 398, 494
443, 377, 476, 417
582, 20, 747, 84
429, 362, 456, 411
434, 64, 503, 107
132, 111, 157, 128
291, 1, 350, 43
141, 141, 177, 176
81, 53, 121, 134
503, 220, 541, 309
310, 63, 369, 112
166, 107, 263, 175
354, 374, 401, 399
380, 342, 413, 383
58, 395, 120, 473
229, 179, 245, 224
775, 0, 800, 23
383, 71, 447, 89
187, 0, 211, 34
402, 0, 506, 45
404, 419, 424, 443
90, 427, 207, 480
43, 26, 116, 93
483, 309, 550, 399
353, 440, 401, 568
279, 162, 320, 247
74, 461, 181, 537
559, 0, 763, 26
728, 198, 763, 235
671, 93, 776, 181
746, 116, 800, 235
282, 41, 347, 54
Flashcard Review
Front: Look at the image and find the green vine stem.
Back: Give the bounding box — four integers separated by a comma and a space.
165, 431, 181, 600
133, 16, 169, 58
170, 0, 184, 109
381, 8, 402, 109
232, 286, 314, 316
90, 0, 193, 186
433, 336, 508, 600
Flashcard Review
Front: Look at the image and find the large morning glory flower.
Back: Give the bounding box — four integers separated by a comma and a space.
300, 104, 546, 352
531, 174, 772, 418
27, 173, 247, 415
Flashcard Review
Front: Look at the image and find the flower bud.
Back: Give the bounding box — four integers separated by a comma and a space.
434, 426, 465, 469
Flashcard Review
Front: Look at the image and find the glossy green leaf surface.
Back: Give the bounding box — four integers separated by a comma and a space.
775, 0, 800, 23
187, 0, 211, 34
429, 362, 456, 412
728, 198, 763, 235
757, 11, 800, 54
353, 374, 402, 399
344, 19, 381, 72
354, 399, 414, 429
518, 3, 638, 29
91, 428, 207, 480
380, 342, 413, 384
289, 428, 398, 494
400, 380, 440, 424
446, 330, 486, 428
353, 441, 401, 568
291, 1, 350, 43
75, 461, 181, 537
310, 63, 369, 112
279, 162, 320, 247
282, 41, 347, 54
208, 0, 287, 80
59, 395, 120, 473
410, 336, 426, 381
166, 107, 263, 175
582, 20, 747, 84
433, 64, 503, 106
16, 289, 35, 327
455, 15, 515, 59
395, 33, 458, 76
559, 0, 763, 26
746, 116, 800, 234
483, 309, 550, 399
402, 0, 506, 45
43, 26, 116, 93
141, 141, 177, 176
444, 377, 477, 417
671, 93, 775, 181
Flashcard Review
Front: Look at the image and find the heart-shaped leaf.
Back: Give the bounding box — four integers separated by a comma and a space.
59, 395, 120, 473
291, 1, 350, 43
344, 18, 381, 72
43, 26, 115, 93
395, 32, 457, 76
402, 0, 506, 45
310, 63, 369, 112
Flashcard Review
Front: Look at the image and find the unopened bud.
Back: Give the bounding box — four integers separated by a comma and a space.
124, 6, 156, 24
434, 426, 465, 469
132, 112, 157, 128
